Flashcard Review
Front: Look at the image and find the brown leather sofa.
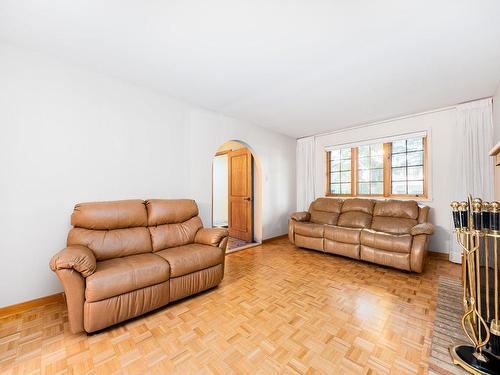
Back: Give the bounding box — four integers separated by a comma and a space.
50, 199, 228, 333
289, 198, 433, 273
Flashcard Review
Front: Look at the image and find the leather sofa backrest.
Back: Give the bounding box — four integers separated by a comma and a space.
371, 200, 418, 235
71, 199, 148, 229
146, 199, 203, 251
337, 199, 374, 228
68, 200, 152, 261
418, 206, 430, 224
309, 198, 343, 225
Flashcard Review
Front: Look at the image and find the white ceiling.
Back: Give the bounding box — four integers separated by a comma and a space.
1, 1, 500, 138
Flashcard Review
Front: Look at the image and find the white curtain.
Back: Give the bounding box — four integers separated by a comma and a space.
449, 98, 494, 263
296, 136, 316, 212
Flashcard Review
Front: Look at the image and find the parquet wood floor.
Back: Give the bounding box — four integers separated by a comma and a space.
0, 237, 460, 375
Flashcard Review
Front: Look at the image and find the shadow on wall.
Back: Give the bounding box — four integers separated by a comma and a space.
431, 225, 450, 255
427, 208, 450, 254
198, 201, 212, 227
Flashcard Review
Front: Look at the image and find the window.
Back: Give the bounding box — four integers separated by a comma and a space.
391, 137, 425, 195
357, 143, 384, 195
328, 148, 352, 195
326, 136, 427, 198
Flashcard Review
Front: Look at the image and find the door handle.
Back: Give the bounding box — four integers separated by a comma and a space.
244, 197, 252, 201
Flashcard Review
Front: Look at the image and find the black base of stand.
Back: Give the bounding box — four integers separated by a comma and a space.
449, 345, 500, 375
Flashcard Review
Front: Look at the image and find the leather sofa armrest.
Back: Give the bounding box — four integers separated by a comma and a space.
411, 234, 429, 273
410, 223, 434, 236
49, 245, 96, 277
195, 228, 229, 247
290, 211, 311, 222
54, 269, 86, 333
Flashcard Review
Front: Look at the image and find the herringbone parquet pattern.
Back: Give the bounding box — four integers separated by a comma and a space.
0, 237, 460, 374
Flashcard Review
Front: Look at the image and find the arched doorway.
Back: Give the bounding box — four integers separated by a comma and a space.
212, 140, 262, 252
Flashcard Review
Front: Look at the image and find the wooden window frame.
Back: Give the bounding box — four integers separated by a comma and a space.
325, 148, 356, 197
325, 137, 428, 199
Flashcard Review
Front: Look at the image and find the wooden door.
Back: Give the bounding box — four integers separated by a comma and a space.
228, 148, 253, 241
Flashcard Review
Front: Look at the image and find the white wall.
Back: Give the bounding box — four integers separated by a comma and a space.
187, 110, 293, 242
314, 109, 457, 253
212, 154, 228, 226
0, 42, 296, 307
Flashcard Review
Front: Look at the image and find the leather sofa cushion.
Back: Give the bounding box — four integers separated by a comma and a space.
360, 229, 412, 253
85, 253, 170, 302
360, 245, 411, 271
169, 264, 223, 302
71, 200, 147, 230
146, 199, 199, 226
295, 235, 323, 251
84, 281, 170, 332
311, 197, 344, 212
156, 243, 224, 277
371, 200, 419, 234
341, 199, 375, 215
67, 227, 152, 261
370, 216, 417, 235
309, 198, 343, 225
337, 211, 372, 229
337, 198, 374, 228
310, 211, 338, 225
149, 216, 203, 251
324, 239, 360, 259
373, 200, 419, 220
294, 221, 325, 238
324, 225, 361, 244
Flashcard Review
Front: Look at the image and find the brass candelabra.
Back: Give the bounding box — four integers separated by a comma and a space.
450, 195, 500, 375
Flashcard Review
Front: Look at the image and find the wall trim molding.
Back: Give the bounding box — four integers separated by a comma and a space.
428, 251, 449, 261
0, 293, 64, 317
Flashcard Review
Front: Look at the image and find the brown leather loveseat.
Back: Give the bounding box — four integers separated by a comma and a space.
50, 199, 228, 333
289, 198, 433, 273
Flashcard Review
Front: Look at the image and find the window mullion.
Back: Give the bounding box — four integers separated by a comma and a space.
383, 143, 391, 197
423, 137, 428, 197
351, 147, 357, 196
325, 151, 331, 196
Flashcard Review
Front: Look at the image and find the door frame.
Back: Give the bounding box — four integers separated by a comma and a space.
212, 150, 230, 228
227, 148, 254, 242
211, 142, 261, 244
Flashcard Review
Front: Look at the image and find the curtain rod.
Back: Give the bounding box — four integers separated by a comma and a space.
297, 96, 493, 140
